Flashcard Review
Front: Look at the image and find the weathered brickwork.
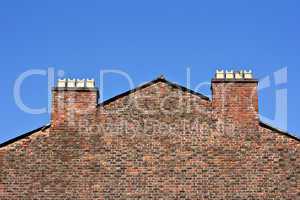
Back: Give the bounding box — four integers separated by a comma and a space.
0, 75, 299, 199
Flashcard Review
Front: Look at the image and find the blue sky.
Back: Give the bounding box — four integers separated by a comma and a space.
0, 0, 299, 143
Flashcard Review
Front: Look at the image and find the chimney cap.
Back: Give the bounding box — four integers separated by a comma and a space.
55, 78, 96, 89
214, 69, 256, 81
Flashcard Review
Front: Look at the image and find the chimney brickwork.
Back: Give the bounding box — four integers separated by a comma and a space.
212, 70, 259, 132
51, 79, 99, 130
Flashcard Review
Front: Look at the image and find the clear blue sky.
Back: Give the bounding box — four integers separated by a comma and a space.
0, 0, 299, 143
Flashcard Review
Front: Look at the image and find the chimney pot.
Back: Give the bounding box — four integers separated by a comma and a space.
86, 79, 95, 88
76, 79, 85, 87
244, 70, 253, 79
67, 79, 76, 87
225, 70, 234, 79
234, 71, 243, 79
216, 70, 225, 79
57, 79, 66, 87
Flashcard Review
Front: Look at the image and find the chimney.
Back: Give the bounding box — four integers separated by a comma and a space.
51, 79, 99, 130
212, 70, 259, 131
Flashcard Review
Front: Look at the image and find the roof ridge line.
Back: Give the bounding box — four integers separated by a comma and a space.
98, 76, 210, 107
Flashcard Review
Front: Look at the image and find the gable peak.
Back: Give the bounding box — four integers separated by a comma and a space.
156, 74, 166, 80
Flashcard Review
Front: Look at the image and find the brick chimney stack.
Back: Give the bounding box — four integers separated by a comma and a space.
211, 70, 259, 131
51, 79, 99, 130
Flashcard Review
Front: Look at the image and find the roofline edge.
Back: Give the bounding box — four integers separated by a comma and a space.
0, 124, 51, 148
259, 121, 300, 142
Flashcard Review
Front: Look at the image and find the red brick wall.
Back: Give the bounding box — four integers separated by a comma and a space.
0, 80, 299, 199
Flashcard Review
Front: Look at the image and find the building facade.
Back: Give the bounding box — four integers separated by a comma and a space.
0, 70, 299, 199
